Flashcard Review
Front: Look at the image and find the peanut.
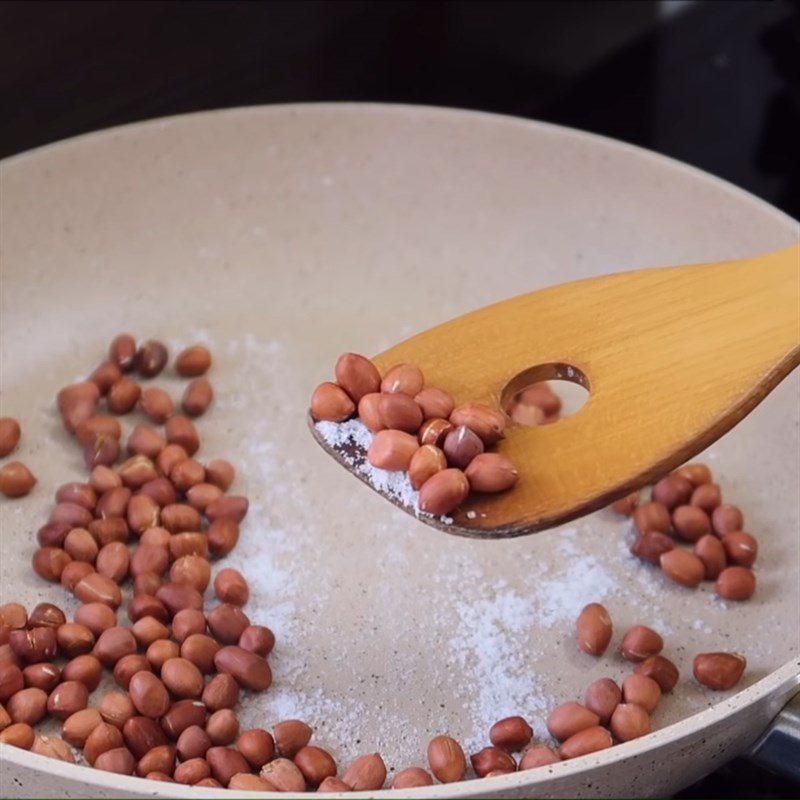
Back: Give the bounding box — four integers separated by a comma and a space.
381, 364, 423, 396
274, 719, 312, 757
443, 425, 485, 470
175, 345, 211, 377
693, 652, 746, 690
295, 745, 337, 786
418, 468, 469, 516
342, 752, 387, 790
427, 735, 466, 783
334, 353, 380, 403
660, 549, 705, 588
610, 703, 651, 741
672, 505, 711, 542
575, 602, 612, 656
449, 403, 506, 445
392, 767, 434, 788
622, 674, 661, 712
0, 462, 37, 498
558, 726, 612, 759
546, 702, 600, 741
465, 452, 519, 492
0, 418, 21, 457
620, 625, 663, 662
715, 566, 756, 600
584, 678, 621, 725
489, 715, 533, 751
311, 382, 355, 422
694, 534, 727, 580
651, 475, 693, 509
109, 334, 137, 371
367, 429, 419, 470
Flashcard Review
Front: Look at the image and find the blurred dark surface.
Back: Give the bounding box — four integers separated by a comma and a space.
1, 0, 799, 218
1, 1, 798, 795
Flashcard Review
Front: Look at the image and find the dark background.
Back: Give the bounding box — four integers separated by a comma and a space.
1, 1, 798, 796
2, 0, 799, 219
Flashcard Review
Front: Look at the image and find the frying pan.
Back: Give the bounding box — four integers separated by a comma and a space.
0, 104, 798, 798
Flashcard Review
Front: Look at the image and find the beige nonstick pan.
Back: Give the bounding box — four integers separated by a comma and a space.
1, 104, 798, 798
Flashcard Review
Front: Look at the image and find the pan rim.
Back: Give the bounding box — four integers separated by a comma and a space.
1, 102, 798, 796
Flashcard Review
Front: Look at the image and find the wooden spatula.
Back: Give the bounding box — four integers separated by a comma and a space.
310, 245, 800, 538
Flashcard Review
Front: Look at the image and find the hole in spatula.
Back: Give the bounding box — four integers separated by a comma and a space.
502, 363, 589, 426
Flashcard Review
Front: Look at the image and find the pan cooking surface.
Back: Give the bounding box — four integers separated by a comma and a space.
1, 105, 797, 782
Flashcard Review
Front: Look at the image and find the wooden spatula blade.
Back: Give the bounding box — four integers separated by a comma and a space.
311, 245, 800, 538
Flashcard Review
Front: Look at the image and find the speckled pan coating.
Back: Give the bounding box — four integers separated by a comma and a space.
0, 104, 798, 798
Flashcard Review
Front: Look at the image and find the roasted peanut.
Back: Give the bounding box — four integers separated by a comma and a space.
449, 404, 506, 445
610, 703, 651, 741
206, 708, 239, 746
634, 655, 679, 692
381, 364, 423, 397
414, 387, 454, 420
392, 767, 434, 788
470, 746, 516, 776
620, 626, 663, 662
715, 566, 756, 600
47, 680, 89, 719
96, 541, 130, 582
161, 657, 205, 699
378, 393, 423, 433
0, 417, 21, 457
557, 726, 612, 759
213, 646, 271, 691
622, 674, 661, 712
465, 452, 519, 492
418, 468, 469, 516
652, 475, 693, 510
712, 504, 744, 536
611, 491, 639, 516
367, 429, 418, 470
213, 568, 249, 606
205, 459, 235, 491
236, 728, 274, 768
135, 340, 168, 378
181, 378, 214, 417
489, 715, 533, 751
357, 393, 385, 432
690, 482, 722, 512
207, 745, 250, 786
202, 673, 239, 711
311, 382, 355, 422
0, 462, 37, 498
93, 626, 137, 666
443, 425, 484, 469
207, 604, 250, 644
546, 702, 600, 741
169, 554, 211, 593
22, 663, 61, 692
418, 417, 454, 448
238, 625, 275, 657
584, 677, 621, 725
171, 609, 207, 643
633, 502, 671, 535
62, 707, 103, 747
660, 549, 706, 588
575, 603, 612, 656
519, 744, 561, 769
175, 345, 211, 377
722, 531, 758, 567
341, 752, 386, 791
427, 736, 466, 783
61, 654, 103, 691
693, 652, 746, 690
99, 691, 137, 728
335, 353, 381, 403
694, 534, 727, 580
672, 505, 711, 542
127, 425, 165, 459
177, 725, 212, 762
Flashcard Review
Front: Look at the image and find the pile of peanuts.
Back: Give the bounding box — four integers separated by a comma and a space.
0, 336, 307, 790
0, 344, 762, 792
613, 463, 758, 601
311, 353, 520, 516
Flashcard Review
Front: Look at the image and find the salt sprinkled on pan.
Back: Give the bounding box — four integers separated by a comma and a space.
449, 584, 549, 749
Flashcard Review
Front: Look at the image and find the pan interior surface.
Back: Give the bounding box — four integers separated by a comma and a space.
0, 104, 798, 794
